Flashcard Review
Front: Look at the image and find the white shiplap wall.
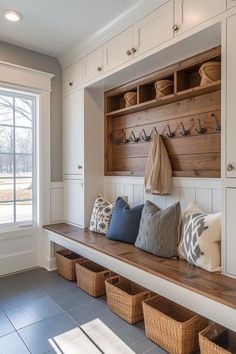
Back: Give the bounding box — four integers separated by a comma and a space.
104, 177, 221, 213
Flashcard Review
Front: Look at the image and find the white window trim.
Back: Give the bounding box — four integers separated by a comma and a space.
0, 62, 54, 233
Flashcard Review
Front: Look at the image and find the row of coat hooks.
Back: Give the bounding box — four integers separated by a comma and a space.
112, 113, 221, 145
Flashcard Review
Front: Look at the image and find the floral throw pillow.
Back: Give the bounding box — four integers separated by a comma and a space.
178, 202, 221, 272
89, 194, 114, 234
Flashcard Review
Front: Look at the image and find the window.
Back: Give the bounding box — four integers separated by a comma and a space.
0, 89, 36, 226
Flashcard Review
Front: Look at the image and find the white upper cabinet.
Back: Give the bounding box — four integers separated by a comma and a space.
83, 47, 103, 83
63, 60, 83, 95
103, 27, 133, 72
133, 1, 173, 57
228, 0, 236, 8
226, 14, 236, 178
174, 0, 226, 35
64, 90, 84, 175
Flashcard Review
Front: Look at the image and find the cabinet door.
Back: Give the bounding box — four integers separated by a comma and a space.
174, 0, 226, 35
133, 1, 173, 57
226, 188, 236, 276
83, 47, 103, 83
226, 14, 236, 177
64, 179, 84, 226
228, 0, 236, 8
64, 90, 84, 175
63, 60, 83, 95
103, 27, 133, 72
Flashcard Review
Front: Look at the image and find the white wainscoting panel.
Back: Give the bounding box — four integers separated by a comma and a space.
50, 182, 64, 223
0, 228, 37, 276
104, 177, 221, 213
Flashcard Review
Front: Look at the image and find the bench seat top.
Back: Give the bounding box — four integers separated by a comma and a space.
44, 222, 236, 310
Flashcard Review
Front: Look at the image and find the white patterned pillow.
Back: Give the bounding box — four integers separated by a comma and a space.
89, 194, 114, 234
178, 202, 221, 272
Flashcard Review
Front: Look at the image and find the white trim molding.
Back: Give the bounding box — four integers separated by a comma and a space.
0, 61, 53, 275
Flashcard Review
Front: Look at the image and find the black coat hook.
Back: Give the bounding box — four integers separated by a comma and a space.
141, 129, 151, 142
195, 119, 207, 134
121, 131, 130, 144
211, 113, 221, 131
142, 127, 158, 142
130, 130, 140, 143
166, 124, 175, 138
180, 121, 190, 136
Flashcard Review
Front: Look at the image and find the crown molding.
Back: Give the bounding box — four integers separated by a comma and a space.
59, 0, 166, 68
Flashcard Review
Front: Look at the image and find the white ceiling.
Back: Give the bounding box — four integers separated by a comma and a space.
0, 0, 140, 57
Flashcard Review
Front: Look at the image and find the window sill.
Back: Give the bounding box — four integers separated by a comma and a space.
0, 225, 36, 237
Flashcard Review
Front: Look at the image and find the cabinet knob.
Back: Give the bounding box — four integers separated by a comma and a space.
97, 66, 102, 72
126, 49, 132, 56
226, 163, 234, 172
78, 165, 83, 170
131, 47, 137, 54
69, 81, 73, 87
172, 24, 179, 32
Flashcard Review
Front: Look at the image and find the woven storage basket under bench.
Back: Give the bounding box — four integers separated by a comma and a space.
105, 275, 152, 324
142, 295, 208, 354
199, 323, 236, 354
55, 249, 86, 281
76, 259, 113, 297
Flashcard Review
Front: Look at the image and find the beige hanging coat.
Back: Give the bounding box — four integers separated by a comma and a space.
144, 135, 172, 195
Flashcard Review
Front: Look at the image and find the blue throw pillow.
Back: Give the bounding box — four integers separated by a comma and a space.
106, 197, 144, 244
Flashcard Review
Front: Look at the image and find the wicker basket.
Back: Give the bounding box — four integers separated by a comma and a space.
55, 249, 85, 281
199, 323, 236, 354
154, 79, 173, 100
143, 295, 208, 354
105, 275, 152, 324
124, 92, 137, 107
76, 260, 113, 297
199, 61, 221, 85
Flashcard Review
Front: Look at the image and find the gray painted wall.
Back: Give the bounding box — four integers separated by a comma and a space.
0, 40, 62, 182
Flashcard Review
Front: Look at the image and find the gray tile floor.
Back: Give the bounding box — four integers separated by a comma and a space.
0, 268, 166, 354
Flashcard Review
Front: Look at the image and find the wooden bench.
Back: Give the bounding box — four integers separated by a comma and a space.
43, 222, 236, 331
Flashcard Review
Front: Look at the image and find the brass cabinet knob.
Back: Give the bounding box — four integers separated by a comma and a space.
126, 49, 132, 56
226, 163, 234, 172
172, 24, 179, 32
69, 81, 73, 87
131, 47, 137, 54
97, 66, 102, 72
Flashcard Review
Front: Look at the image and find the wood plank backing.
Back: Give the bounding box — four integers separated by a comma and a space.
43, 223, 236, 310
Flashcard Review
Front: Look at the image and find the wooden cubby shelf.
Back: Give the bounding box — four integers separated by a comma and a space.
106, 81, 221, 118
105, 46, 221, 178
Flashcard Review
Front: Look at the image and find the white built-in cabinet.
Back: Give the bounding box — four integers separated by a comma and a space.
64, 178, 84, 226
226, 188, 236, 276
63, 60, 83, 95
228, 0, 236, 9
133, 1, 173, 57
226, 14, 236, 178
103, 27, 133, 72
83, 47, 103, 82
63, 90, 83, 176
174, 0, 226, 35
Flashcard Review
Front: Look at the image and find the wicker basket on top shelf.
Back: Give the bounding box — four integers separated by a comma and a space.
199, 323, 236, 354
124, 92, 137, 107
154, 79, 173, 100
199, 61, 221, 85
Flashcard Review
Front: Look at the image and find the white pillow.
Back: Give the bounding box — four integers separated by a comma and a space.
178, 202, 221, 272
89, 194, 114, 235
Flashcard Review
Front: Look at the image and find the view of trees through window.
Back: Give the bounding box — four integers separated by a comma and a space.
0, 90, 35, 225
